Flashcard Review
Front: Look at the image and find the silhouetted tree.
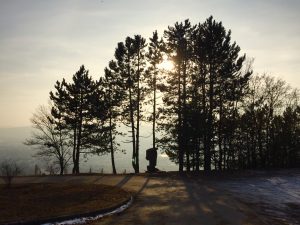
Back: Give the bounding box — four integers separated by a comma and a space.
32, 17, 300, 174
112, 35, 147, 173
146, 30, 164, 151
192, 16, 251, 171
25, 105, 71, 175
238, 74, 299, 169
50, 65, 103, 174
278, 106, 300, 167
159, 17, 251, 172
101, 63, 126, 174
0, 159, 21, 188
160, 19, 195, 172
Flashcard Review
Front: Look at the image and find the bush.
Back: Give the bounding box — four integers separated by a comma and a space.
0, 160, 21, 188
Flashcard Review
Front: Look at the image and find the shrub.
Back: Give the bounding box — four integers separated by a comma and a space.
0, 160, 21, 188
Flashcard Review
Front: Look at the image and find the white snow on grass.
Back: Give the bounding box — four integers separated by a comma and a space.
42, 196, 133, 225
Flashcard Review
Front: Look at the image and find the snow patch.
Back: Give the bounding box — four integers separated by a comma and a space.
42, 196, 133, 225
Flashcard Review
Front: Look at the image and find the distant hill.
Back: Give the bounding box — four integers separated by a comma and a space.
0, 126, 33, 156
0, 126, 32, 142
0, 126, 36, 174
0, 126, 177, 174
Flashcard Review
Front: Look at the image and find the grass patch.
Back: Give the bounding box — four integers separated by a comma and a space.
0, 183, 130, 224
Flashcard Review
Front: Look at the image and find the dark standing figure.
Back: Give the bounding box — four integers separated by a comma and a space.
146, 147, 158, 172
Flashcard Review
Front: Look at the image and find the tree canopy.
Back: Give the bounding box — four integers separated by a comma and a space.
27, 16, 300, 174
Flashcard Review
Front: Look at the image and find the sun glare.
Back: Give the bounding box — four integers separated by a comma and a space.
158, 55, 174, 71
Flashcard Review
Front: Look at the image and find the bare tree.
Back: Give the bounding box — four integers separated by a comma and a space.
25, 104, 72, 175
0, 159, 21, 188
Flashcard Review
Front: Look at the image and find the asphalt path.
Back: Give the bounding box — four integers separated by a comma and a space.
9, 174, 269, 225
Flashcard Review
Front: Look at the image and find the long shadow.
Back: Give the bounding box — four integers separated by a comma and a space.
115, 175, 150, 196
103, 177, 151, 225
115, 174, 133, 188
181, 176, 266, 225
93, 176, 104, 183
181, 176, 206, 214
103, 176, 212, 225
135, 177, 150, 196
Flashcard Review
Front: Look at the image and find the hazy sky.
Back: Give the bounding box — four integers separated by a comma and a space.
0, 0, 299, 128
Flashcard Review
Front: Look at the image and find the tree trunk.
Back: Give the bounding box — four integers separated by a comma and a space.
135, 89, 140, 173
182, 61, 190, 172
75, 94, 83, 174
72, 126, 77, 174
177, 68, 183, 172
134, 51, 141, 174
75, 122, 82, 174
218, 97, 223, 171
59, 158, 64, 175
205, 67, 213, 171
153, 69, 156, 150
195, 138, 200, 171
109, 112, 117, 174
129, 86, 136, 172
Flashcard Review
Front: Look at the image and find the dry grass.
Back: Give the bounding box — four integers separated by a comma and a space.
0, 183, 130, 224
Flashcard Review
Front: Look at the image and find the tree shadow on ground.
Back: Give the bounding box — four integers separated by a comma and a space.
96, 176, 267, 225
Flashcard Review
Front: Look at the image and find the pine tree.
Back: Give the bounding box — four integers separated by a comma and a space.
102, 61, 126, 174
146, 31, 164, 150
50, 65, 101, 174
162, 19, 195, 172
192, 16, 251, 171
112, 35, 147, 173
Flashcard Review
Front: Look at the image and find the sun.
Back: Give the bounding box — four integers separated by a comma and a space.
158, 55, 174, 71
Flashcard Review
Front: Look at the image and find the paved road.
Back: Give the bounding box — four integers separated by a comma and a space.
10, 174, 269, 225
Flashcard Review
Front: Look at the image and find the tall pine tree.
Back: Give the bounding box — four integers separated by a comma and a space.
50, 65, 102, 174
